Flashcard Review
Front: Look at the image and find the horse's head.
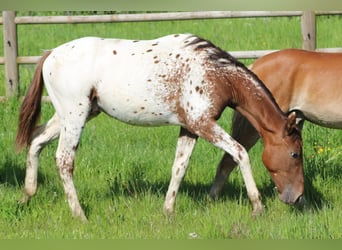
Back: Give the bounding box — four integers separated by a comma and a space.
262, 112, 305, 205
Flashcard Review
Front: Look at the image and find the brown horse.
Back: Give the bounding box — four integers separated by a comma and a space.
16, 35, 303, 221
210, 48, 342, 198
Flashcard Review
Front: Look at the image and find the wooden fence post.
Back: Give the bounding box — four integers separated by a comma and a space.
301, 11, 316, 51
3, 11, 19, 97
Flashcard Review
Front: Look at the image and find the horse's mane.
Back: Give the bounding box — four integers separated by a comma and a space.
185, 36, 245, 68
185, 36, 281, 113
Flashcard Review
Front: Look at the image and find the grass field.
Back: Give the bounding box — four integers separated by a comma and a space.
0, 12, 341, 239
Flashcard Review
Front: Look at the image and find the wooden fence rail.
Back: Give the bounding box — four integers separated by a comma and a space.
1, 10, 342, 99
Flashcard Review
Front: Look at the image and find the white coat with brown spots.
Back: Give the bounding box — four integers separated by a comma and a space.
16, 33, 304, 221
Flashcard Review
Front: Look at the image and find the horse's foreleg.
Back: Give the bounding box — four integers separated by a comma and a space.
209, 112, 260, 199
163, 128, 197, 216
55, 116, 88, 222
20, 113, 61, 204
209, 153, 237, 199
197, 120, 263, 216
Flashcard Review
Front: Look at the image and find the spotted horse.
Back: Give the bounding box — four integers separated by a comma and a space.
16, 34, 304, 221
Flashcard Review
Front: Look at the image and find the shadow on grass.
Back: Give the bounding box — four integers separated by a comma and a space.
3, 152, 338, 217
104, 159, 340, 214
0, 155, 26, 187
0, 154, 47, 187
298, 160, 342, 212
105, 165, 277, 208
0, 154, 42, 220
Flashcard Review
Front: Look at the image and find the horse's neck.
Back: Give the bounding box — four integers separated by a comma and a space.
236, 97, 285, 138
230, 68, 286, 139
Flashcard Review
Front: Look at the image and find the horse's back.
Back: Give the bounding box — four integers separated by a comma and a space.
43, 34, 206, 86
41, 34, 215, 126
253, 49, 342, 78
251, 49, 342, 128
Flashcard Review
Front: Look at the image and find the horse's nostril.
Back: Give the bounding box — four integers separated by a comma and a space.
295, 195, 306, 206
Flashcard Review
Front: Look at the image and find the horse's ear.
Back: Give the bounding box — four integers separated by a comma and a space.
286, 111, 297, 135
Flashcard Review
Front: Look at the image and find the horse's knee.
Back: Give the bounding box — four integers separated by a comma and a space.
230, 144, 250, 167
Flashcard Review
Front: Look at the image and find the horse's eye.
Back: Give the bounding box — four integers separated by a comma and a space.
291, 152, 298, 159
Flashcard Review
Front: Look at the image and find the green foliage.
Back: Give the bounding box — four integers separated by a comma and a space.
0, 12, 341, 239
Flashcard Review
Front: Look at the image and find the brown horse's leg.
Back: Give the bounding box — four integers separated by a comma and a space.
164, 128, 198, 215
20, 113, 60, 203
209, 111, 260, 198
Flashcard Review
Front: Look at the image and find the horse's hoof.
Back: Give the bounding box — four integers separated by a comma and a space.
251, 205, 264, 217
162, 205, 175, 218
72, 212, 88, 223
17, 194, 31, 205
208, 190, 220, 200
79, 216, 88, 223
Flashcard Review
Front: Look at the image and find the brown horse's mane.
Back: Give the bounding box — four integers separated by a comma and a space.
186, 35, 282, 114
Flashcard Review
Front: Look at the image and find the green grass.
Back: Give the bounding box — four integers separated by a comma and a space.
0, 12, 341, 239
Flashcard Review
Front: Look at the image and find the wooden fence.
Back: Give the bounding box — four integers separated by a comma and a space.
1, 10, 342, 100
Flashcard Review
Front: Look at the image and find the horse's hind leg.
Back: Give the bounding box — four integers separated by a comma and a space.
55, 107, 90, 222
209, 112, 260, 199
20, 113, 60, 203
195, 119, 263, 215
163, 128, 198, 215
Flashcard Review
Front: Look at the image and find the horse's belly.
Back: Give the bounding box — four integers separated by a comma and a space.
301, 105, 342, 129
291, 83, 342, 129
104, 104, 181, 126
97, 84, 181, 126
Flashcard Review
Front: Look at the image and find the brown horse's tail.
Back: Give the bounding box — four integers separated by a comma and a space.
16, 50, 52, 151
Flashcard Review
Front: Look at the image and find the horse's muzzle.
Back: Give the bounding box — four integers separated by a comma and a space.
279, 186, 304, 205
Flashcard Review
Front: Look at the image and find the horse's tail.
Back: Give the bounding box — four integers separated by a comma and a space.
16, 50, 52, 151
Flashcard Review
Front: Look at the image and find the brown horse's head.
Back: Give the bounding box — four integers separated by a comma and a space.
262, 112, 305, 205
